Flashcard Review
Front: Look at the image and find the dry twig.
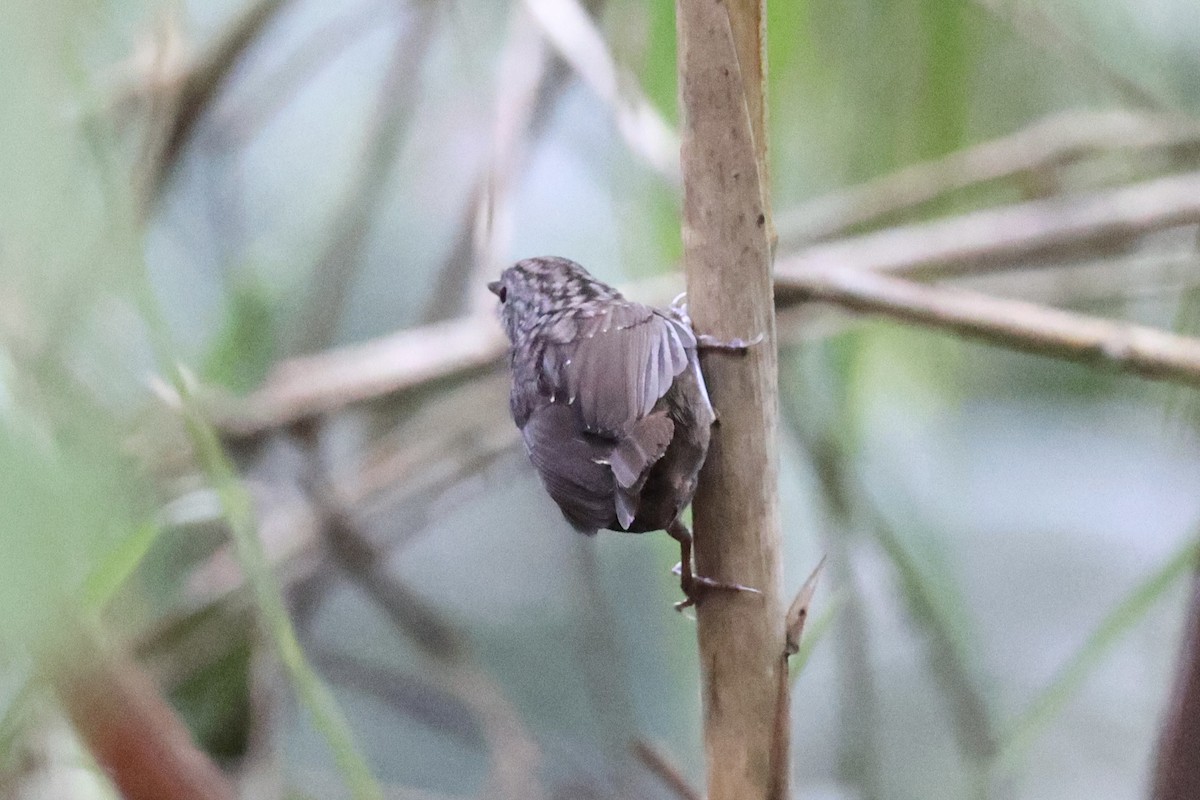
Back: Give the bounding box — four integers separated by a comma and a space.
217, 316, 508, 436
523, 0, 679, 182
783, 169, 1200, 280
775, 259, 1200, 388
293, 8, 440, 354
138, 0, 293, 204
776, 110, 1200, 246
632, 739, 703, 800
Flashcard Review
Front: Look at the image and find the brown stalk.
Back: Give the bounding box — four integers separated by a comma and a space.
50, 627, 236, 800
677, 1, 788, 799
1151, 566, 1200, 800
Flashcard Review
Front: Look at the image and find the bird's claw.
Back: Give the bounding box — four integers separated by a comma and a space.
671, 563, 761, 611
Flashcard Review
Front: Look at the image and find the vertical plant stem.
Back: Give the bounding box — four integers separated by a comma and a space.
179, 405, 384, 800
677, 1, 788, 799
1152, 561, 1200, 800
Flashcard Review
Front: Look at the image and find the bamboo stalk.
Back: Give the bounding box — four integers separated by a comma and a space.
677, 1, 788, 798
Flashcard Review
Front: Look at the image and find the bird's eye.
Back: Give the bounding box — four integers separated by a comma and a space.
498, 286, 507, 303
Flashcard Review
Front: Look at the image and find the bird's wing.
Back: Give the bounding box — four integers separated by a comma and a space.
521, 402, 614, 533
545, 303, 695, 437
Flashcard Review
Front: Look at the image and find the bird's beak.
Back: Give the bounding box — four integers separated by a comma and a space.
487, 281, 503, 296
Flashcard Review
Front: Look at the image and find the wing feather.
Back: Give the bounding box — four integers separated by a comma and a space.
549, 303, 691, 437
522, 403, 614, 533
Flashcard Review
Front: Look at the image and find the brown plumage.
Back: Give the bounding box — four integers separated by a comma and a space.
489, 256, 756, 607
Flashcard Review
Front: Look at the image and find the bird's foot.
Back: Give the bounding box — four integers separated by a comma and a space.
671, 563, 762, 611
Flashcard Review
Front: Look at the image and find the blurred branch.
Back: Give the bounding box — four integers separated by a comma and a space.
775, 259, 1200, 389
523, 0, 679, 182
175, 381, 384, 800
781, 169, 1200, 280
294, 7, 440, 354
997, 535, 1200, 771
973, 0, 1172, 111
160, 381, 519, 657
1152, 562, 1200, 800
305, 462, 467, 662
215, 316, 508, 436
49, 627, 236, 800
233, 646, 285, 798
218, 1, 395, 145
297, 431, 544, 800
424, 5, 572, 322
350, 374, 518, 508
864, 510, 999, 792
214, 167, 1200, 435
311, 650, 483, 746
775, 110, 1200, 247
632, 739, 702, 800
137, 0, 294, 204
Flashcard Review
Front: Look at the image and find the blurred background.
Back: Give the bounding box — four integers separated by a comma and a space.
3, 0, 1200, 798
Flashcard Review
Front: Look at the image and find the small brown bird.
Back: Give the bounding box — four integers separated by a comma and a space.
489, 256, 758, 608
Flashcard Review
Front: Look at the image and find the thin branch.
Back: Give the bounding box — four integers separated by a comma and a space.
293, 8, 440, 354
864, 508, 1000, 791
523, 0, 679, 182
139, 0, 294, 204
296, 431, 544, 800
308, 472, 468, 662
214, 316, 508, 436
775, 109, 1200, 246
775, 259, 1200, 388
632, 739, 703, 800
211, 166, 1200, 436
423, 3, 571, 323
217, 0, 395, 146
311, 650, 483, 746
783, 169, 1200, 281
